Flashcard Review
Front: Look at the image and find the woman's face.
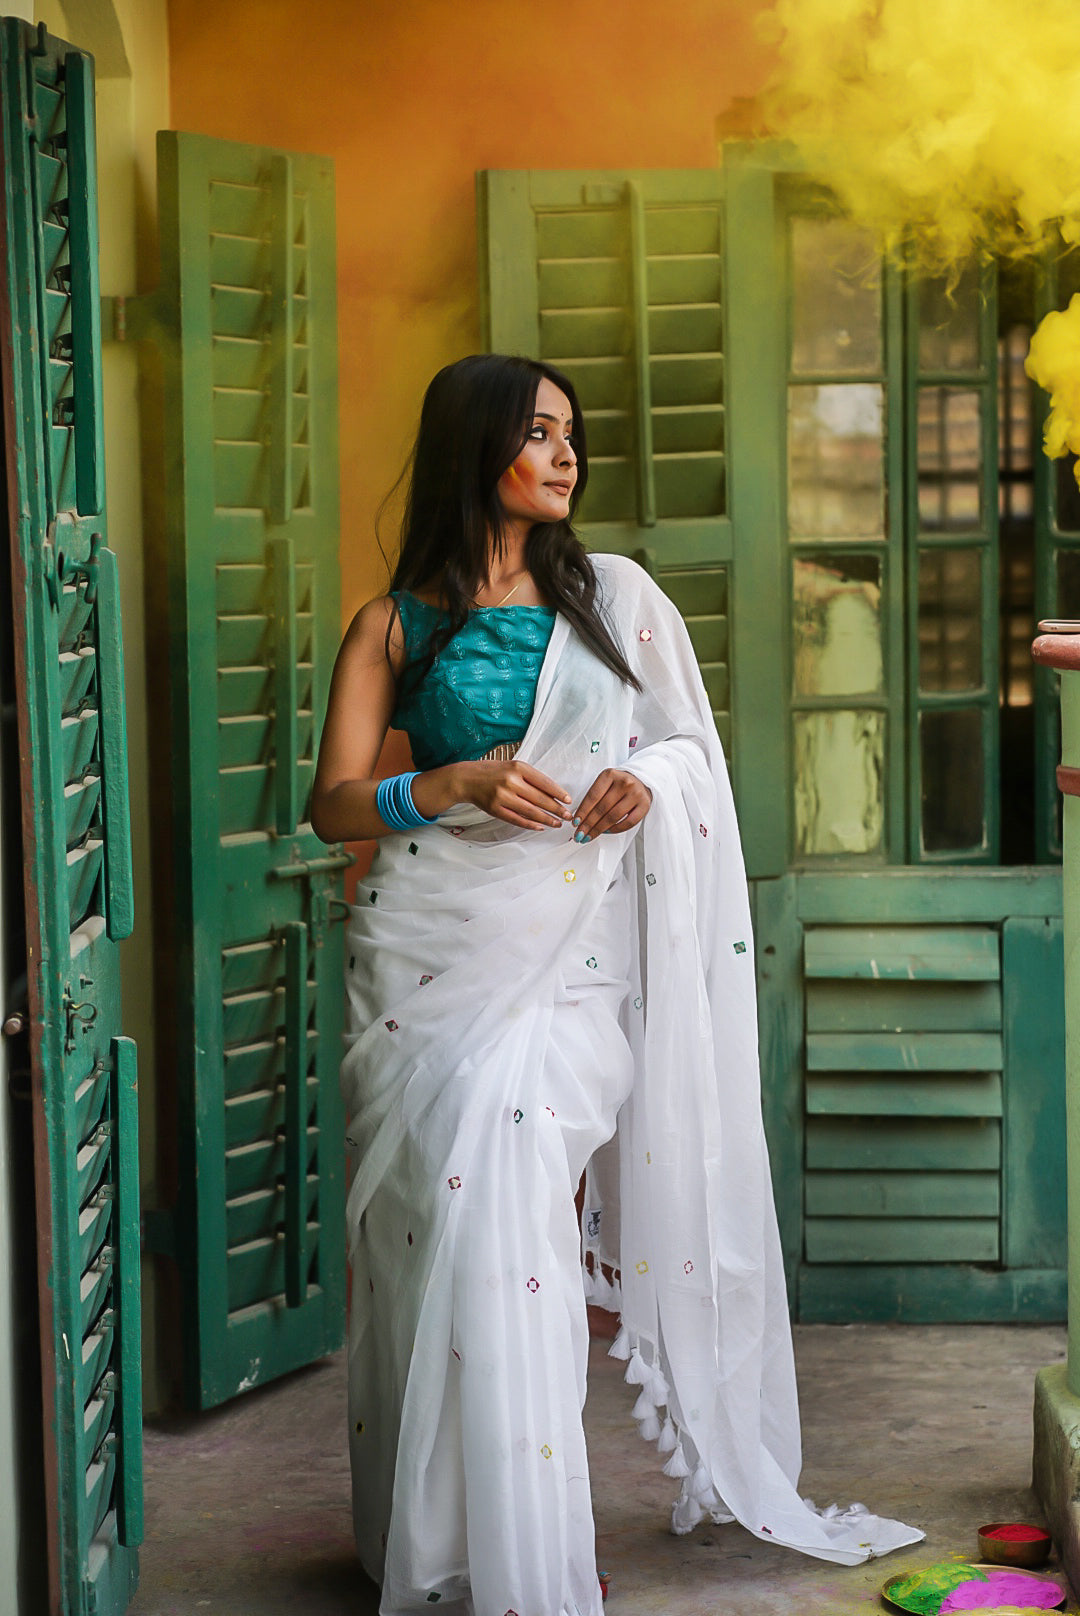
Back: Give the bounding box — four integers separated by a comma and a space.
497, 377, 577, 531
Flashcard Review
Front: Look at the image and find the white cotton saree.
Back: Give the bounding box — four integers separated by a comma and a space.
341, 554, 923, 1616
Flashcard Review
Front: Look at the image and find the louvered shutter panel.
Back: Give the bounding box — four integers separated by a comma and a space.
1, 20, 141, 1613
479, 170, 734, 744
149, 132, 345, 1408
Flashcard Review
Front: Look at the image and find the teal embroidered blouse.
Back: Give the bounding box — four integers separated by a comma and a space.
389, 591, 556, 771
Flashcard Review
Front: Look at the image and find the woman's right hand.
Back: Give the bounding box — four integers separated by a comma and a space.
451, 758, 573, 831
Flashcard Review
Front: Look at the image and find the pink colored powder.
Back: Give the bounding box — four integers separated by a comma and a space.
982, 1524, 1050, 1542
939, 1568, 1064, 1611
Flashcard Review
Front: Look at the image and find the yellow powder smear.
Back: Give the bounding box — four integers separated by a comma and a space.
760, 0, 1080, 275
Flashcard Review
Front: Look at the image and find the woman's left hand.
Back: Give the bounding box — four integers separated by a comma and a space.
572, 769, 652, 842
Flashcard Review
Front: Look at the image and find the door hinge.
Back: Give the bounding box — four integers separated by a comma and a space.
62, 983, 98, 1053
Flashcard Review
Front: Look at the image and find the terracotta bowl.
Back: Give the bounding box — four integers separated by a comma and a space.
977, 1523, 1053, 1568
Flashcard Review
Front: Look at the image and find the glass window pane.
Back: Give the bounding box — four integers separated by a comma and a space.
793, 710, 884, 856
1056, 548, 1080, 617
788, 383, 885, 540
793, 553, 883, 696
1056, 457, 1080, 533
917, 548, 982, 691
917, 263, 982, 372
790, 218, 882, 376
917, 387, 983, 531
921, 708, 985, 853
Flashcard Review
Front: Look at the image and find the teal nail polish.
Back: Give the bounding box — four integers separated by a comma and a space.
574, 831, 585, 843
572, 816, 581, 827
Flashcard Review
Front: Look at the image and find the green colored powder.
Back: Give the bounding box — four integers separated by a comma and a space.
889, 1563, 989, 1615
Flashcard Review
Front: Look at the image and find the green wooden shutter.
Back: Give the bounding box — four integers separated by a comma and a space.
145, 132, 345, 1409
477, 168, 761, 842
1, 19, 141, 1612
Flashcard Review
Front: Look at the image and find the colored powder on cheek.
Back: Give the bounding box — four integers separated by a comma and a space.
983, 1525, 1050, 1542
939, 1569, 1064, 1610
888, 1564, 988, 1614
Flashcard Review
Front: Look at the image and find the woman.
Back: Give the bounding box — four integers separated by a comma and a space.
312, 354, 921, 1616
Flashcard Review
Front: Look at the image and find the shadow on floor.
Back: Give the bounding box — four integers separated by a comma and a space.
129, 1324, 1074, 1616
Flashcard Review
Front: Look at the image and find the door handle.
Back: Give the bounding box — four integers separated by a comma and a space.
270, 850, 355, 880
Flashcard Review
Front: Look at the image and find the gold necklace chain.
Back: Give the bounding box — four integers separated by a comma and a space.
475, 574, 524, 608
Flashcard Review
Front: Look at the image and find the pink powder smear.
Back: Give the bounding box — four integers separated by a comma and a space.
939, 1569, 1064, 1611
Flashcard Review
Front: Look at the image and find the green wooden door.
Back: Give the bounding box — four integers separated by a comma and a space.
145, 132, 346, 1408
479, 154, 1068, 1322
1, 19, 141, 1612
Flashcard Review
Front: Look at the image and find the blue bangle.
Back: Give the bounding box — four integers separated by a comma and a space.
376, 772, 438, 831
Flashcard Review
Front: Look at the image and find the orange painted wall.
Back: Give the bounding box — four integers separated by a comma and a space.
168, 0, 776, 622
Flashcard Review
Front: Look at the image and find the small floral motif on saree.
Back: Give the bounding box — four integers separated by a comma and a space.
634, 995, 643, 1009
639, 628, 652, 642
564, 869, 576, 882
733, 941, 746, 954
527, 1276, 540, 1292
699, 823, 708, 837
545, 1106, 556, 1118
646, 873, 656, 886
349, 956, 355, 969
407, 1232, 413, 1246
355, 1420, 365, 1434
408, 842, 419, 855
540, 1446, 552, 1460
629, 735, 638, 748
636, 1260, 649, 1274
590, 740, 600, 752
448, 1175, 461, 1190
452, 1348, 461, 1361
586, 956, 597, 969
684, 1260, 694, 1274
513, 1108, 524, 1123
369, 890, 378, 904
427, 1595, 441, 1604
385, 1019, 398, 1031
419, 973, 433, 984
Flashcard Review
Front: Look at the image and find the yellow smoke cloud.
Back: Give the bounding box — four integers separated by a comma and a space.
1026, 295, 1080, 484
760, 0, 1080, 274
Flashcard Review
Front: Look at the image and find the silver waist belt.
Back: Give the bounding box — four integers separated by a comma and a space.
480, 741, 522, 762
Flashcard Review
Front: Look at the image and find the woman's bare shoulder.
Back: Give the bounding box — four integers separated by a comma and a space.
340, 594, 404, 667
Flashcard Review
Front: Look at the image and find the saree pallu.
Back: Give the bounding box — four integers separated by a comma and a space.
342, 555, 922, 1616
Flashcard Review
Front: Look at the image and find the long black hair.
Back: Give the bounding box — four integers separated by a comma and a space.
387, 353, 640, 693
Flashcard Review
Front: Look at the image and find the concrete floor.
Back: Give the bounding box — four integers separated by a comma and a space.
129, 1324, 1075, 1616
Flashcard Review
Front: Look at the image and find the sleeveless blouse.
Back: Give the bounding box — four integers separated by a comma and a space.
389, 592, 556, 771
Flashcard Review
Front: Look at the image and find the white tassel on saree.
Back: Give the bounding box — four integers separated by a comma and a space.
342, 555, 923, 1616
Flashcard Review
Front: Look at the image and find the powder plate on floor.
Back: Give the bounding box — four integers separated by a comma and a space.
882, 1563, 1066, 1614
